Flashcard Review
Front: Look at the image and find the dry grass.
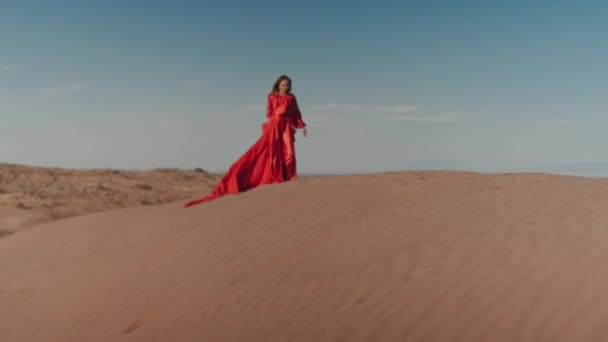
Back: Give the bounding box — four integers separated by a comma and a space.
0, 163, 222, 229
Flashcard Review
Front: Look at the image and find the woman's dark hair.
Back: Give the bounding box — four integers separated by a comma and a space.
272, 75, 292, 93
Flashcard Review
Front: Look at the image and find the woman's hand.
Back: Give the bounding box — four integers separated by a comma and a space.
302, 127, 308, 138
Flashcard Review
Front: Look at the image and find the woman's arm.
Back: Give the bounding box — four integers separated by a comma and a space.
266, 94, 274, 120
291, 96, 306, 129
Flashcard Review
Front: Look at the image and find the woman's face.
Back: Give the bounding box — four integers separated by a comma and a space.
278, 79, 290, 94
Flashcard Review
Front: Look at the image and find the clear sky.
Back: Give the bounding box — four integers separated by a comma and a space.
2, 1, 608, 176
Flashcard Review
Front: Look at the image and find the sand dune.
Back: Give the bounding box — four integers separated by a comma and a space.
3, 171, 608, 341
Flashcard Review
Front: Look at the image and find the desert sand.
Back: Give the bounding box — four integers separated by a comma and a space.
3, 169, 608, 341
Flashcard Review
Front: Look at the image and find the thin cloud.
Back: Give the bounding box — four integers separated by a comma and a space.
441, 110, 474, 117
308, 103, 417, 114
298, 115, 327, 124
381, 106, 417, 113
304, 103, 470, 125
244, 104, 265, 112
383, 115, 461, 124
304, 114, 463, 125
309, 103, 362, 112
542, 119, 581, 126
41, 84, 83, 97
0, 64, 18, 72
180, 80, 207, 87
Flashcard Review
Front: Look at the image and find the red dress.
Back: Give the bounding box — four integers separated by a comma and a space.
184, 92, 306, 207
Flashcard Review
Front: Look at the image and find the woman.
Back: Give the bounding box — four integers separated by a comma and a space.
184, 75, 307, 207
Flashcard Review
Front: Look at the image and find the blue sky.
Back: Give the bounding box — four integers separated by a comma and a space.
2, 1, 608, 175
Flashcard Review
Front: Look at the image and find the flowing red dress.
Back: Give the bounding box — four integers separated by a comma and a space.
184, 92, 306, 207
